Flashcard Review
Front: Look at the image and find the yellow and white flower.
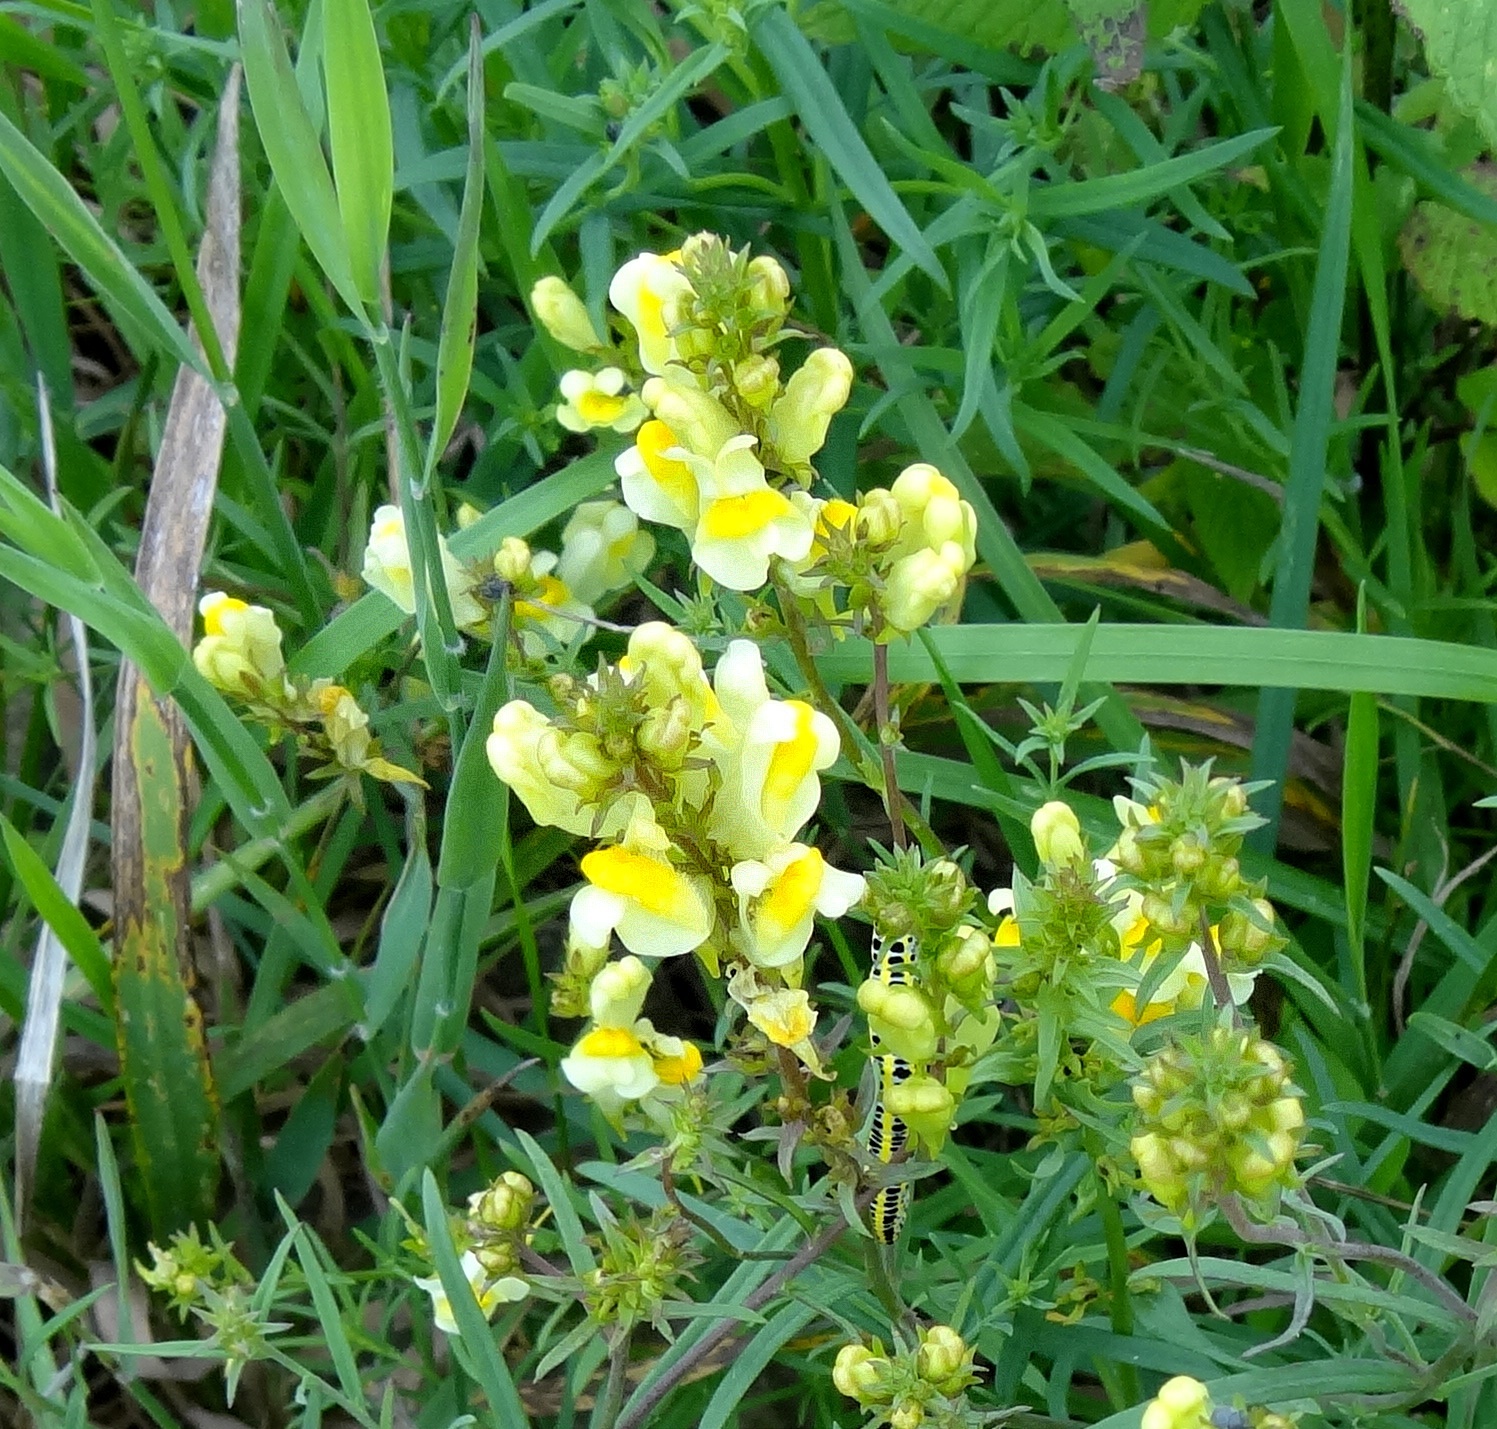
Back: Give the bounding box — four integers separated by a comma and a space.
767, 347, 852, 471
609, 251, 693, 374
737, 982, 822, 1073
688, 437, 813, 590
572, 816, 715, 959
413, 1250, 526, 1336
361, 504, 484, 631
710, 672, 841, 860
561, 1023, 661, 1107
730, 844, 865, 970
532, 275, 605, 352
193, 593, 287, 698
616, 418, 700, 532
557, 500, 656, 604
556, 367, 647, 434
493, 537, 595, 652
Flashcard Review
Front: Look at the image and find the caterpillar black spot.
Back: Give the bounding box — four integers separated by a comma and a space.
866, 928, 916, 1243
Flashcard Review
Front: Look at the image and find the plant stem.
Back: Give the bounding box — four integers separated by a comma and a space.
590, 1326, 633, 1429
872, 640, 907, 850
1197, 907, 1238, 1026
613, 1214, 851, 1429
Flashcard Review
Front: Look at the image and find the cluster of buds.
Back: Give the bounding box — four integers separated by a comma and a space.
192, 593, 424, 788
361, 499, 653, 657
1110, 765, 1285, 1003
487, 622, 865, 1120
1129, 1026, 1306, 1226
138, 1224, 252, 1321
583, 1206, 697, 1335
832, 1324, 982, 1428
788, 463, 978, 638
411, 1172, 537, 1336
855, 853, 1001, 1156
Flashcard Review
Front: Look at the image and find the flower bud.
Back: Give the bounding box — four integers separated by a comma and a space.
767, 347, 853, 470
533, 276, 605, 352
1031, 801, 1084, 867
882, 543, 968, 633
936, 928, 994, 999
746, 254, 791, 315
857, 488, 904, 545
733, 353, 781, 409
636, 696, 694, 769
857, 980, 939, 1063
590, 955, 652, 1027
916, 1324, 970, 1391
832, 1343, 889, 1403
1140, 1375, 1211, 1429
884, 1073, 956, 1156
891, 1401, 925, 1429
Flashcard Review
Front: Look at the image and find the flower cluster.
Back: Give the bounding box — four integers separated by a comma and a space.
582, 1205, 697, 1335
832, 1324, 982, 1429
192, 593, 424, 788
411, 1171, 536, 1336
486, 622, 865, 1120
1130, 1026, 1306, 1226
788, 463, 978, 638
857, 854, 1001, 1158
361, 499, 653, 656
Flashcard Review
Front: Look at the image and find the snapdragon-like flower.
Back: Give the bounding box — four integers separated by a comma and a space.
741, 984, 822, 1072
572, 814, 716, 959
532, 274, 606, 352
556, 500, 656, 604
766, 346, 853, 472
731, 844, 865, 970
609, 250, 692, 374
413, 1250, 526, 1336
556, 368, 647, 434
878, 464, 978, 635
361, 504, 484, 631
493, 536, 595, 653
709, 671, 841, 860
193, 593, 287, 698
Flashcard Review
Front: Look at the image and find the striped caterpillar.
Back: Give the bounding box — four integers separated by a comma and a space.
866, 927, 916, 1243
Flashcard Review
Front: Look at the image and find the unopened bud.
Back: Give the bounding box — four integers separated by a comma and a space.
532, 276, 604, 352
831, 1343, 889, 1403
733, 353, 780, 408
916, 1324, 969, 1390
1032, 801, 1084, 867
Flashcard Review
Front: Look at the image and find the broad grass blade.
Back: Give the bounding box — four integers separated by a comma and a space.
110, 81, 242, 1234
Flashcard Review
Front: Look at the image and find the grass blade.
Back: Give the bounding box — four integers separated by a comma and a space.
754, 7, 944, 286
1248, 54, 1355, 849
322, 0, 393, 306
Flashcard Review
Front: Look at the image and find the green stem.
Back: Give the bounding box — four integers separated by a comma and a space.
191, 783, 347, 913
1096, 1180, 1140, 1404
872, 640, 907, 851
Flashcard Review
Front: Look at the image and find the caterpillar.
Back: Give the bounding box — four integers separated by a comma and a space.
866, 928, 917, 1244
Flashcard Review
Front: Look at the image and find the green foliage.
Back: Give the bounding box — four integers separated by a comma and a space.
6, 1, 1497, 1428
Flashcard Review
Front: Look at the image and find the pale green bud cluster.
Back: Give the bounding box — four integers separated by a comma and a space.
137, 1225, 251, 1321
465, 1171, 536, 1279
583, 1207, 696, 1333
832, 1324, 981, 1428
1113, 766, 1281, 969
1130, 1027, 1306, 1224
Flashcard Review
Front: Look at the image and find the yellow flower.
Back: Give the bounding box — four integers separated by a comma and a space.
616, 419, 701, 532
572, 818, 715, 960
832, 1344, 890, 1404
609, 251, 693, 374
883, 1072, 956, 1156
193, 593, 287, 698
644, 1031, 704, 1086
556, 500, 656, 604
1031, 800, 1084, 867
485, 699, 642, 838
890, 463, 977, 564
560, 1023, 660, 1110
413, 1250, 526, 1336
316, 683, 372, 769
730, 844, 865, 970
1139, 1375, 1212, 1429
493, 538, 595, 654
857, 978, 939, 1063
589, 955, 652, 1027
361, 504, 484, 630
767, 347, 853, 471
532, 274, 605, 352
556, 367, 646, 434
883, 542, 971, 634
745, 986, 817, 1051
618, 620, 719, 730
708, 648, 841, 859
